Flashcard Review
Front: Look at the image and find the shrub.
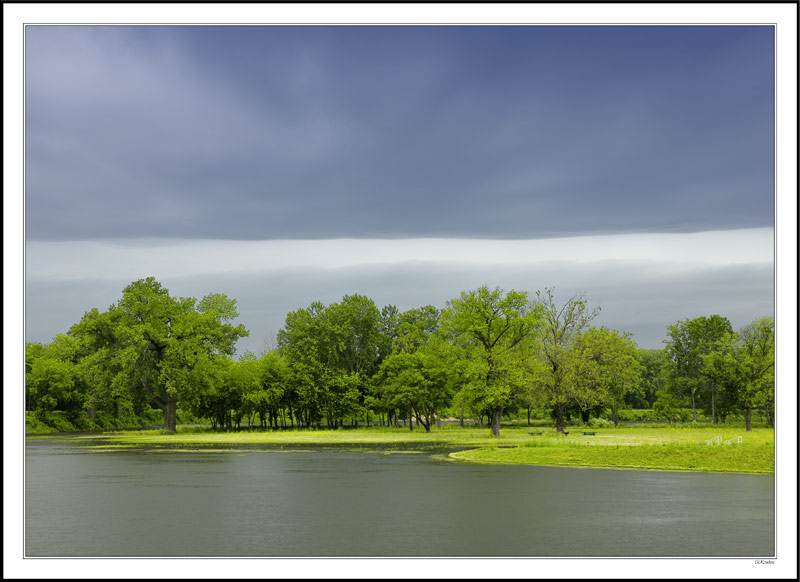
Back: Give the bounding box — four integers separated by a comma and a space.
47, 412, 77, 433
618, 409, 657, 422
25, 412, 55, 433
588, 417, 614, 428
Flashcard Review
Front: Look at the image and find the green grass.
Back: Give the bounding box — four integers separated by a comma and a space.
41, 423, 774, 474
451, 440, 773, 474
448, 426, 773, 474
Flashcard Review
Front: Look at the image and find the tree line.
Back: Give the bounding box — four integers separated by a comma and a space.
25, 277, 775, 435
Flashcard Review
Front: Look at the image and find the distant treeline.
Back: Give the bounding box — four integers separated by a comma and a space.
26, 278, 774, 435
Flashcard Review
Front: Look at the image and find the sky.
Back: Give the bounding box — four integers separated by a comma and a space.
23, 24, 776, 354
8, 6, 798, 579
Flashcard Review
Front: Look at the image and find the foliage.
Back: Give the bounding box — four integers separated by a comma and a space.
67, 278, 247, 433
663, 315, 733, 423
701, 317, 774, 430
26, 278, 774, 444
629, 348, 668, 408
25, 408, 174, 434
443, 285, 542, 437
653, 390, 692, 423
569, 327, 642, 425
588, 417, 615, 428
534, 288, 601, 432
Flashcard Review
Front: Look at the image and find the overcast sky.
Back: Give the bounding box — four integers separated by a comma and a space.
24, 24, 776, 353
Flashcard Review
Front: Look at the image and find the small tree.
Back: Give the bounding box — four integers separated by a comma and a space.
653, 390, 686, 424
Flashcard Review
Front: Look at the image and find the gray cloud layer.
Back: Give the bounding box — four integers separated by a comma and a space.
25, 25, 774, 241
25, 234, 774, 354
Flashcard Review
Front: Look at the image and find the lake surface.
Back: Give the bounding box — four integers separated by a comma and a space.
25, 437, 774, 557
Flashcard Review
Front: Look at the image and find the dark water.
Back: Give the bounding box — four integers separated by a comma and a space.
25, 438, 774, 557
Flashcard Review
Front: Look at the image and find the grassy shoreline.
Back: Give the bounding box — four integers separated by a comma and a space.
34, 424, 774, 475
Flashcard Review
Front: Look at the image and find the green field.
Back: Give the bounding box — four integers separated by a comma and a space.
51, 423, 774, 474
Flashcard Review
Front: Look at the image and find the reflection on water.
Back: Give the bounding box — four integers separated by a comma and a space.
25, 438, 774, 557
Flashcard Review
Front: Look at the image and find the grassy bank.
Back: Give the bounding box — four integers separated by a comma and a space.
47, 424, 775, 474
451, 440, 773, 474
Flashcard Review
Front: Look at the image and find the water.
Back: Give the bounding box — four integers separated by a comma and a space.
24, 438, 774, 557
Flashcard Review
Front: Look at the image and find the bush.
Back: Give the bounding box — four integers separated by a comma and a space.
66, 410, 95, 431
47, 412, 77, 433
617, 409, 657, 422
25, 405, 209, 435
25, 412, 55, 433
588, 417, 615, 428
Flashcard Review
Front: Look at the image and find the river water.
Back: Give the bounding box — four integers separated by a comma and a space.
24, 437, 774, 557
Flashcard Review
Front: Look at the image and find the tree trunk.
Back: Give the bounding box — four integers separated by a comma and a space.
612, 406, 619, 427
162, 398, 178, 433
711, 387, 717, 425
690, 390, 698, 422
460, 403, 464, 428
490, 407, 502, 437
526, 406, 531, 426
555, 403, 567, 433
745, 407, 752, 432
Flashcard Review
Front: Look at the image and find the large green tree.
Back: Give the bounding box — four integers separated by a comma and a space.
71, 278, 248, 433
570, 327, 641, 426
278, 294, 384, 428
443, 285, 541, 437
374, 306, 453, 432
664, 315, 732, 423
701, 317, 774, 431
535, 288, 601, 433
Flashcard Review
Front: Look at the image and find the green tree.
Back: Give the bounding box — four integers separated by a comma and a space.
71, 278, 248, 433
278, 301, 328, 427
443, 285, 541, 437
513, 336, 549, 426
374, 307, 453, 432
570, 327, 641, 426
652, 390, 688, 424
535, 288, 601, 433
702, 317, 774, 431
377, 304, 400, 363
278, 295, 383, 428
664, 315, 732, 423
25, 336, 84, 418
629, 349, 668, 409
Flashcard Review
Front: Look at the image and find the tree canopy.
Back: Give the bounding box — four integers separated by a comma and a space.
70, 277, 248, 432
26, 277, 774, 436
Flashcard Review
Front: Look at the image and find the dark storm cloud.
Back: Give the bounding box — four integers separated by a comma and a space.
25, 25, 774, 241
